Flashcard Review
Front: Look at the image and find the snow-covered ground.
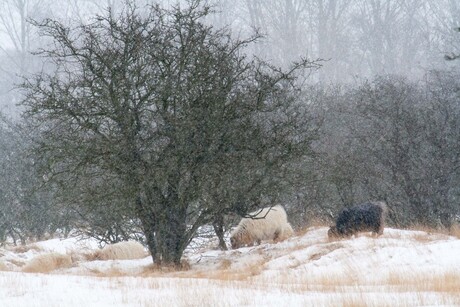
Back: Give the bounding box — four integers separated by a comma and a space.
1, 227, 459, 307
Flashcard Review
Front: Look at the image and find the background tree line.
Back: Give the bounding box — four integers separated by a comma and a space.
300, 72, 460, 229
0, 0, 458, 266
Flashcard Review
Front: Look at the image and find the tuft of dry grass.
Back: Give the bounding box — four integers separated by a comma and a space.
22, 253, 72, 273
0, 261, 8, 271
385, 269, 460, 293
141, 259, 191, 277
295, 223, 326, 237
218, 258, 232, 270
449, 224, 460, 239
407, 224, 458, 239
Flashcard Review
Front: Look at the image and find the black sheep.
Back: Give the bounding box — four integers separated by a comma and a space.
328, 201, 387, 238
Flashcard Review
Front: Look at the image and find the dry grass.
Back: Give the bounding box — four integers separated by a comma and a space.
218, 258, 232, 270
9, 244, 43, 254
2, 226, 460, 307
295, 222, 327, 236
386, 269, 460, 293
379, 225, 455, 243
0, 261, 7, 271
449, 224, 460, 238
1, 226, 460, 307
22, 253, 72, 273
141, 259, 191, 275
240, 266, 460, 306
407, 224, 458, 238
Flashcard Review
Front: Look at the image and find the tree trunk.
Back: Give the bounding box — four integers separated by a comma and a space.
133, 171, 189, 267
154, 200, 188, 266
135, 196, 158, 264
212, 214, 227, 250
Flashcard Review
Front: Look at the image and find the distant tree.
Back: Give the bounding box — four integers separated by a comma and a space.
352, 0, 428, 77
0, 115, 58, 245
317, 75, 460, 228
428, 0, 460, 63
0, 0, 50, 73
308, 0, 353, 82
444, 27, 460, 61
21, 2, 320, 266
241, 0, 310, 68
421, 71, 460, 227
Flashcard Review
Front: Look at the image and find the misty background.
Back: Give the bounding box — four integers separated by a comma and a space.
0, 0, 458, 253
2, 0, 460, 117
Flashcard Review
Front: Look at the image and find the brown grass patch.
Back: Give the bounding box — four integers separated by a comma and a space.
449, 224, 460, 239
295, 223, 327, 237
305, 217, 331, 228
0, 261, 8, 271
411, 232, 440, 243
218, 258, 232, 270
141, 260, 191, 277
386, 270, 460, 293
394, 225, 457, 243
407, 224, 454, 237
311, 267, 361, 289
22, 253, 72, 273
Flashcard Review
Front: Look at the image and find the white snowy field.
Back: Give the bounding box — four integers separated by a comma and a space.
1, 227, 460, 307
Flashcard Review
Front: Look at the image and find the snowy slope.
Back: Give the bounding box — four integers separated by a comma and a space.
0, 227, 459, 307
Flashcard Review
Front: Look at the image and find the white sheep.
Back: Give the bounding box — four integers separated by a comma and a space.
93, 241, 147, 260
230, 205, 294, 249
22, 252, 72, 273
281, 222, 295, 238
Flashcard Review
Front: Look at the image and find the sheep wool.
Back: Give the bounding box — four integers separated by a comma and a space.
95, 241, 147, 260
230, 205, 294, 249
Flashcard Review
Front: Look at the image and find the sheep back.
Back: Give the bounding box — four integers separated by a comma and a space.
94, 241, 147, 260
230, 205, 293, 249
328, 201, 387, 239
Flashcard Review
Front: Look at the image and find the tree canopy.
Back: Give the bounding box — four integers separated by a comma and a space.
21, 1, 320, 265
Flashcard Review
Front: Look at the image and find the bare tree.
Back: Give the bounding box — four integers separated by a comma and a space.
21, 2, 320, 266
0, 0, 51, 73
316, 74, 460, 227
352, 0, 429, 78
308, 0, 353, 81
